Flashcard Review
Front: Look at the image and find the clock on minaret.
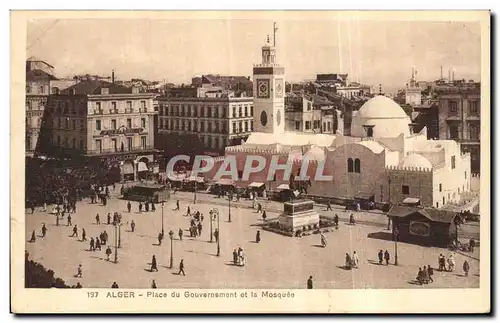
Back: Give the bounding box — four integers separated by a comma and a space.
257, 79, 270, 99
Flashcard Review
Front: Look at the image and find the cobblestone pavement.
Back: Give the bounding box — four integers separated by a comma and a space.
25, 187, 480, 289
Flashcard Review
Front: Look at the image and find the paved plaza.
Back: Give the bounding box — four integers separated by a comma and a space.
25, 186, 480, 289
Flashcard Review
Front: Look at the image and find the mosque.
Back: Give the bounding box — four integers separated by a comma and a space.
205, 31, 472, 209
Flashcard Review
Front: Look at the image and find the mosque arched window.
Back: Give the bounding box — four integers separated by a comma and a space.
354, 158, 361, 173
347, 158, 354, 173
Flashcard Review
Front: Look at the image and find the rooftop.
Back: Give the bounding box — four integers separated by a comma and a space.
59, 80, 148, 96
387, 205, 457, 223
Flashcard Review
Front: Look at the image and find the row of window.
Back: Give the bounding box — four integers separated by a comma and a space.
448, 123, 480, 141
159, 119, 254, 134
94, 136, 148, 153
448, 100, 480, 115
347, 158, 361, 173
159, 104, 253, 119
95, 118, 146, 131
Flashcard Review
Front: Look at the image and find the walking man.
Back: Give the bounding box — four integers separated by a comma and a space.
76, 264, 83, 278
107, 213, 111, 225
307, 276, 313, 289
262, 210, 267, 222
158, 232, 163, 246
352, 251, 360, 269
130, 220, 135, 233
95, 237, 101, 251
105, 246, 112, 261
178, 228, 183, 241
127, 201, 131, 213
175, 200, 180, 211
213, 228, 219, 243
71, 225, 78, 237
178, 259, 186, 276
326, 200, 333, 211
67, 214, 72, 226
187, 206, 191, 216
427, 265, 434, 283
378, 250, 383, 265
41, 224, 47, 238
384, 250, 390, 265
197, 222, 203, 236
90, 237, 95, 251
150, 255, 158, 272
463, 260, 470, 277
96, 213, 100, 225
334, 214, 339, 229
82, 228, 87, 241
256, 230, 261, 243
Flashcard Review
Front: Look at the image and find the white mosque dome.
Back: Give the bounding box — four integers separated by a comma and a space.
350, 95, 412, 138
303, 145, 326, 161
401, 153, 433, 169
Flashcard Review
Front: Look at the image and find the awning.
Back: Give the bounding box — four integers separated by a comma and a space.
403, 197, 421, 205
276, 184, 290, 190
216, 178, 235, 186
122, 163, 134, 174
138, 162, 148, 172
248, 182, 265, 188
186, 176, 205, 183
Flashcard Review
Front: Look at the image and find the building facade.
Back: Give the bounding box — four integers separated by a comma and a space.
44, 80, 158, 180
156, 96, 255, 156
285, 95, 343, 134
435, 81, 481, 173
25, 60, 57, 155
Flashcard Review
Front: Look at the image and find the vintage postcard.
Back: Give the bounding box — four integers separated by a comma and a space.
11, 10, 490, 313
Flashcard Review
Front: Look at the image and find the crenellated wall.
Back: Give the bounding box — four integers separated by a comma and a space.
385, 165, 434, 206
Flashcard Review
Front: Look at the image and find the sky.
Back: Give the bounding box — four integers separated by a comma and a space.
26, 18, 481, 94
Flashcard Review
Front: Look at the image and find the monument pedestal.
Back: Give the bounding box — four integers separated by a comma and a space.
278, 199, 320, 233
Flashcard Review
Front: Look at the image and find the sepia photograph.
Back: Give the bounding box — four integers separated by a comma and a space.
11, 10, 490, 313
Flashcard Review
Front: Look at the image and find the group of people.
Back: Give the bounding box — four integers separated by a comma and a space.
232, 247, 245, 266
344, 251, 360, 269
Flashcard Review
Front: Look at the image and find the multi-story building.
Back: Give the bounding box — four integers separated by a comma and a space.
435, 80, 481, 173
25, 60, 57, 156
44, 80, 158, 180
156, 96, 255, 156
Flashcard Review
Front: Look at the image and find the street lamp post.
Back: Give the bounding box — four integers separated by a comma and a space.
56, 213, 59, 226
209, 210, 214, 243
394, 226, 399, 266
216, 210, 220, 257
169, 230, 174, 269
228, 192, 232, 223
118, 223, 122, 248
114, 224, 118, 264
161, 202, 165, 237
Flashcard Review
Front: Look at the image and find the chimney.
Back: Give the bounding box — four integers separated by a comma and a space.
112, 70, 115, 84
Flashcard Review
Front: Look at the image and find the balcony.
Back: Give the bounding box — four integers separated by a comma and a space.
85, 145, 157, 156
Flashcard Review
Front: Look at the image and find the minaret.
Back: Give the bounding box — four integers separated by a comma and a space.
405, 67, 421, 106
252, 23, 285, 134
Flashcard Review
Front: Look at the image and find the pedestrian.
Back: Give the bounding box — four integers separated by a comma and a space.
233, 249, 238, 265
178, 228, 183, 241
213, 229, 219, 243
334, 214, 339, 229
158, 232, 163, 246
463, 260, 470, 277
320, 233, 327, 248
75, 282, 82, 288
67, 214, 72, 226
416, 267, 423, 285
175, 200, 180, 211
95, 237, 101, 251
96, 213, 100, 225
105, 246, 112, 261
352, 251, 359, 269
107, 213, 111, 225
427, 265, 434, 283
90, 237, 95, 251
42, 202, 47, 212
41, 224, 47, 237
127, 201, 131, 213
29, 230, 36, 242
257, 203, 262, 213
422, 266, 430, 284
178, 259, 186, 276
349, 213, 355, 225
238, 248, 245, 267
130, 220, 135, 233
438, 254, 446, 271
71, 225, 78, 237
151, 202, 156, 212
82, 228, 87, 241
307, 276, 313, 289
145, 202, 149, 212
345, 253, 352, 270
139, 202, 143, 213
197, 222, 202, 236
150, 255, 158, 272
187, 206, 191, 216
76, 264, 83, 278
448, 254, 456, 272
469, 238, 475, 253
151, 280, 157, 289
262, 210, 267, 222
326, 200, 332, 211
103, 230, 108, 245
256, 230, 261, 243
111, 282, 119, 288
378, 250, 383, 265
384, 250, 390, 265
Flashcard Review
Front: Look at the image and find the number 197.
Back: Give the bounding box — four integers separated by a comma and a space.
87, 292, 99, 298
